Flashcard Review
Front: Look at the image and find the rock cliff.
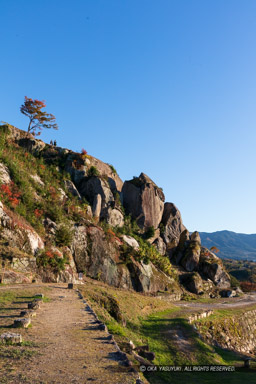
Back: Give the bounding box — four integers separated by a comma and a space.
0, 123, 230, 295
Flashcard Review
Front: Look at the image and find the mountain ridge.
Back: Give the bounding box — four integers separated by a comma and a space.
200, 230, 256, 261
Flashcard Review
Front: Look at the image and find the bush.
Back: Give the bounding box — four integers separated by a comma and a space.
230, 275, 240, 288
87, 166, 99, 177
55, 224, 73, 246
108, 164, 117, 175
144, 226, 155, 239
36, 249, 69, 273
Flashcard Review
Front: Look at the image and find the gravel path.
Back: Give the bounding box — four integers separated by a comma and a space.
1, 286, 136, 384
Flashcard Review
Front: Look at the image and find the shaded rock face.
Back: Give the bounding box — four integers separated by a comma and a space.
70, 225, 174, 293
79, 176, 114, 211
161, 203, 186, 244
64, 180, 81, 200
199, 248, 230, 288
18, 138, 46, 154
122, 173, 165, 230
127, 261, 175, 293
180, 272, 204, 294
181, 242, 201, 272
153, 237, 166, 256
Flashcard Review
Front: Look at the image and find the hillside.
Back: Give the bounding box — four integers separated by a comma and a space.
200, 231, 256, 261
0, 123, 231, 298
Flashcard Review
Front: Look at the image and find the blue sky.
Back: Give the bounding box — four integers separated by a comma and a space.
1, 0, 256, 233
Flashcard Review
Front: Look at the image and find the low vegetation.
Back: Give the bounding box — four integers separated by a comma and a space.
79, 280, 255, 384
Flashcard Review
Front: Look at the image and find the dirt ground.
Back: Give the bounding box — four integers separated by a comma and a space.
0, 285, 137, 384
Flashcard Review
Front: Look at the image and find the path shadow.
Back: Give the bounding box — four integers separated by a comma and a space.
0, 307, 25, 311
82, 325, 100, 331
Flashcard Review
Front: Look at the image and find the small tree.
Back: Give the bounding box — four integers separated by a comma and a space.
210, 246, 220, 254
20, 96, 58, 136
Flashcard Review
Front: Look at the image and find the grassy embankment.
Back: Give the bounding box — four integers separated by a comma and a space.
79, 281, 256, 384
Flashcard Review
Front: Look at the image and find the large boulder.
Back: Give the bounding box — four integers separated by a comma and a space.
199, 247, 230, 288
190, 231, 201, 244
127, 260, 178, 293
122, 173, 165, 230
101, 207, 124, 227
161, 203, 186, 244
180, 272, 204, 294
18, 138, 46, 154
181, 242, 201, 272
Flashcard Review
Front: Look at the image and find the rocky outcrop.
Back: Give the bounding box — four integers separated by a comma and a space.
181, 242, 201, 272
0, 201, 44, 255
180, 272, 204, 294
64, 180, 81, 199
78, 176, 124, 225
153, 237, 166, 256
92, 194, 102, 218
161, 203, 186, 244
0, 123, 231, 295
71, 225, 175, 293
18, 138, 46, 154
0, 163, 11, 184
199, 247, 230, 288
101, 207, 124, 227
122, 173, 165, 230
79, 176, 114, 212
122, 235, 140, 250
85, 156, 123, 193
190, 231, 201, 244
127, 261, 178, 293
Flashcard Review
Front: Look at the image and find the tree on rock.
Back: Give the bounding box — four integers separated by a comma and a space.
20, 96, 58, 136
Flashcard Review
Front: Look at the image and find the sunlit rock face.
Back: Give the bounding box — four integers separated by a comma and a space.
122, 173, 165, 230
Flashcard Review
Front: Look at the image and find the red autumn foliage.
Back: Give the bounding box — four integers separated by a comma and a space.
81, 148, 88, 156
34, 208, 44, 218
0, 182, 21, 208
20, 96, 58, 136
45, 250, 54, 259
210, 246, 220, 253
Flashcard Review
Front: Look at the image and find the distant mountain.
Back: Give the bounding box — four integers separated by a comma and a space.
200, 230, 256, 261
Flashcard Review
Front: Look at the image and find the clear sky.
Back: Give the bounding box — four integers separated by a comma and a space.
1, 0, 256, 234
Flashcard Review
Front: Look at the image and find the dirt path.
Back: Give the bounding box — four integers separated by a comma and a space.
1, 286, 136, 384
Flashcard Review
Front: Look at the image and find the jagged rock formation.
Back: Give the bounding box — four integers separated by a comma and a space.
122, 173, 165, 230
0, 123, 230, 295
